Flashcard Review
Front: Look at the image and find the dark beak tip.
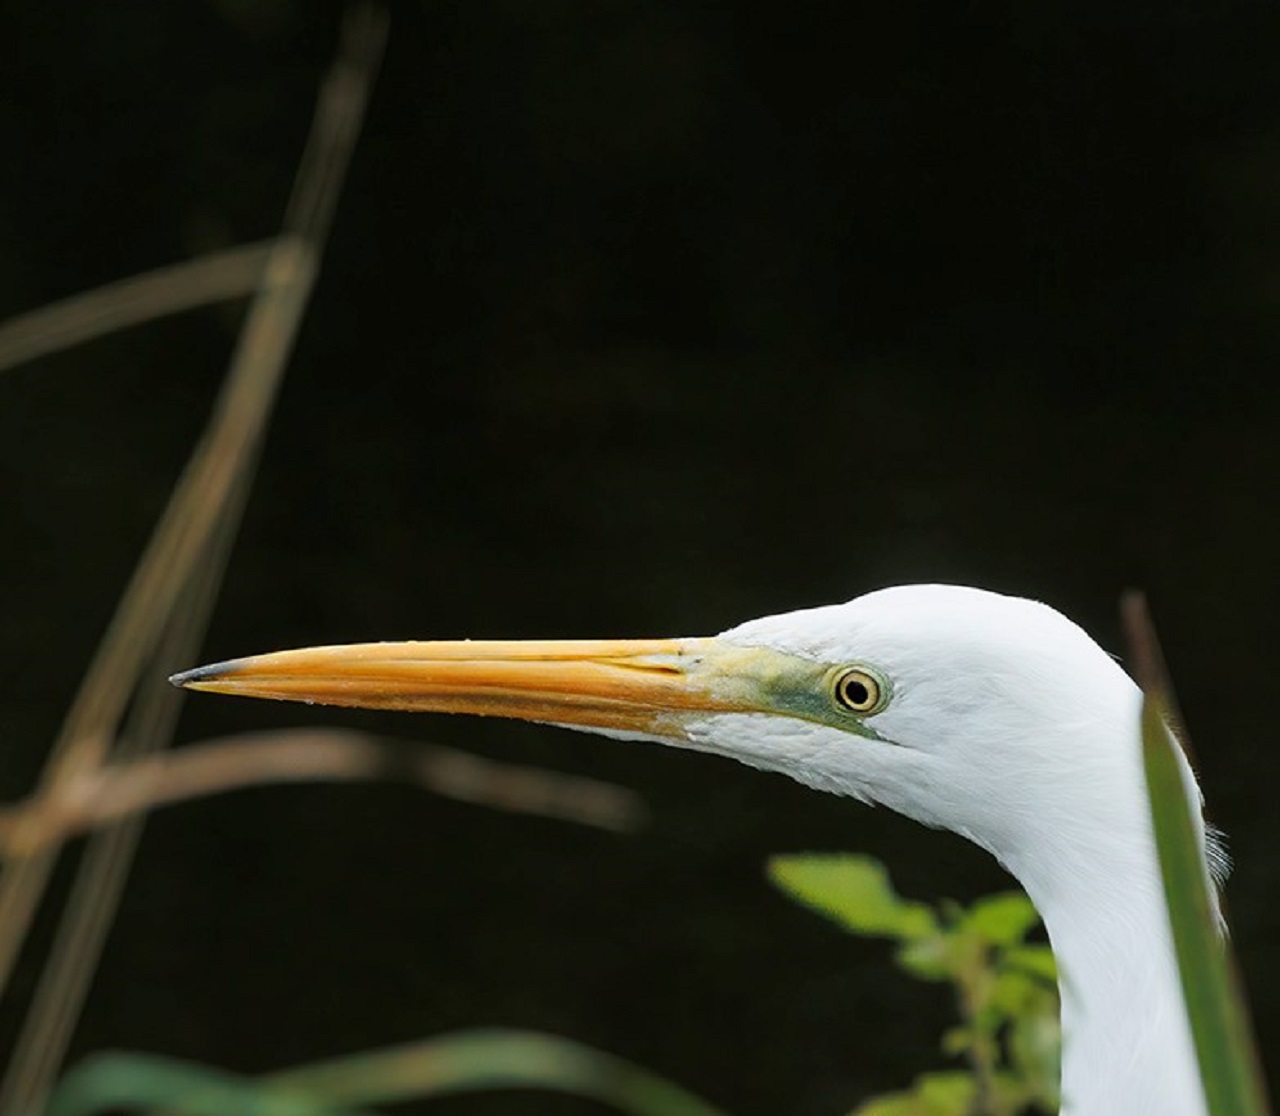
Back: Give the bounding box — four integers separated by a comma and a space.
169, 659, 240, 689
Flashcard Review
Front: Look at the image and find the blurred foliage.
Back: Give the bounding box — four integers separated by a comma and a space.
769, 855, 1059, 1116
41, 857, 1061, 1116
45, 1030, 729, 1116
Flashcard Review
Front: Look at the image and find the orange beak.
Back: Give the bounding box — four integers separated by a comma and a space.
171, 637, 781, 741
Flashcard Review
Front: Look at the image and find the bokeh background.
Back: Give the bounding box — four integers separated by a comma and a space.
4, 2, 1280, 1112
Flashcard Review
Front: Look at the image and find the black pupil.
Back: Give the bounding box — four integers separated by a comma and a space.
842, 677, 870, 707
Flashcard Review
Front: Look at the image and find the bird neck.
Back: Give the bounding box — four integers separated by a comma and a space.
1006, 801, 1208, 1116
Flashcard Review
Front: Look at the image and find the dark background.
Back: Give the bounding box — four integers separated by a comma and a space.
3, 2, 1280, 1112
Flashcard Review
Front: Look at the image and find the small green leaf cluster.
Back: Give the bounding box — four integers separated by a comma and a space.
767, 855, 1060, 1116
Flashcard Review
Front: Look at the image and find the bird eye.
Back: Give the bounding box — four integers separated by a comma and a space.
832, 667, 886, 714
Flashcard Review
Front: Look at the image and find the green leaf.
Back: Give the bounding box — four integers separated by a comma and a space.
46, 1031, 730, 1116
940, 1025, 973, 1058
959, 893, 1041, 946
44, 1055, 369, 1116
264, 1029, 728, 1116
768, 854, 938, 940
988, 969, 1049, 1016
894, 935, 955, 981
1008, 1010, 1062, 1111
1142, 696, 1272, 1116
852, 1071, 976, 1116
1002, 944, 1057, 983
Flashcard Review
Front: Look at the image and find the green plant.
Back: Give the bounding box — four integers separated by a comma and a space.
43, 1031, 730, 1116
1123, 592, 1271, 1116
768, 855, 1059, 1116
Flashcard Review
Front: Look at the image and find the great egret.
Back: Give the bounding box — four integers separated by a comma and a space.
173, 584, 1222, 1116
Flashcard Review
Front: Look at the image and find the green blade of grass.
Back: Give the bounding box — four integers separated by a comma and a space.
1141, 694, 1269, 1116
266, 1029, 729, 1116
43, 1031, 730, 1116
1123, 591, 1271, 1116
44, 1054, 370, 1116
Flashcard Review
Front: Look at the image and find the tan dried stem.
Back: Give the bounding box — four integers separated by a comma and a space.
0, 730, 645, 853
0, 6, 389, 1112
0, 242, 273, 374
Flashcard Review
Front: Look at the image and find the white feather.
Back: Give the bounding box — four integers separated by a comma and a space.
679, 585, 1218, 1116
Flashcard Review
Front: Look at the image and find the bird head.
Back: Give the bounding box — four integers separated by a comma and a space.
173, 584, 1156, 875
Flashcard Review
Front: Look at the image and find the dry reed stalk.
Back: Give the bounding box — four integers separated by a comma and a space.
0, 242, 273, 374
0, 8, 388, 1112
0, 729, 644, 851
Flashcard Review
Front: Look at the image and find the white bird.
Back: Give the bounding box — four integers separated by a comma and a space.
173, 584, 1222, 1116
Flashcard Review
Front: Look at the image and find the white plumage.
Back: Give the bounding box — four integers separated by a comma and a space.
176, 583, 1221, 1115
712, 586, 1218, 1115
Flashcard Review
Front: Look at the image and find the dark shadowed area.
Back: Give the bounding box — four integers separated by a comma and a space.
3, 2, 1280, 1112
